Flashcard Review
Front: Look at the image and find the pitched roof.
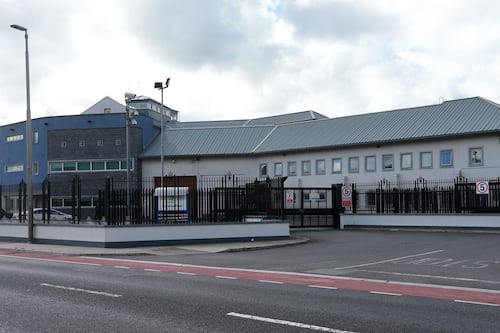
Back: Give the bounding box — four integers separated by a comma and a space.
140, 97, 500, 158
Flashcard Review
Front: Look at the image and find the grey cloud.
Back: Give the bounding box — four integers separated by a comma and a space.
283, 1, 396, 41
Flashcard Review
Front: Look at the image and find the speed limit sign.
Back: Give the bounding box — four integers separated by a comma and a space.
476, 181, 489, 195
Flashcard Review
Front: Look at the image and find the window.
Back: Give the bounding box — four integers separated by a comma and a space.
6, 134, 23, 142
348, 157, 359, 173
382, 154, 394, 171
469, 147, 483, 166
115, 139, 121, 146
97, 139, 104, 146
420, 152, 433, 169
274, 162, 283, 176
79, 140, 85, 147
5, 164, 24, 173
61, 141, 67, 148
365, 155, 376, 172
33, 131, 39, 144
302, 160, 311, 176
440, 150, 453, 168
259, 163, 268, 177
63, 162, 76, 171
106, 161, 120, 170
49, 162, 63, 172
316, 159, 326, 175
33, 162, 39, 175
78, 161, 91, 171
287, 161, 297, 176
103, 107, 111, 114
400, 153, 413, 170
92, 161, 105, 171
332, 158, 342, 173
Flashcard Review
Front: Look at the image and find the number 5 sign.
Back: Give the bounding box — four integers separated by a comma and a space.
476, 181, 489, 195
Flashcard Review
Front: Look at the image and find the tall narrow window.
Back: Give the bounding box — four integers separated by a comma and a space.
420, 152, 433, 169
274, 162, 283, 176
469, 147, 483, 166
440, 150, 453, 168
33, 131, 39, 144
400, 153, 413, 170
332, 158, 342, 173
259, 163, 268, 177
287, 161, 297, 176
382, 154, 394, 171
316, 159, 326, 175
348, 157, 359, 173
302, 160, 311, 176
365, 156, 376, 172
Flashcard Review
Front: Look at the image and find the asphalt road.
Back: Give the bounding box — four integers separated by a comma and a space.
0, 229, 499, 332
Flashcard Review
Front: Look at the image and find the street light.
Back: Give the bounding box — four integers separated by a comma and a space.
10, 24, 34, 243
154, 78, 170, 188
124, 93, 137, 220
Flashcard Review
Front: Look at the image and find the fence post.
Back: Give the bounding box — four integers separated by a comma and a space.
352, 183, 357, 214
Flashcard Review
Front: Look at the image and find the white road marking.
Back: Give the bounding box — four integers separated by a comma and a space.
258, 280, 284, 284
144, 269, 161, 272
370, 291, 402, 296
177, 272, 197, 276
227, 312, 357, 333
354, 269, 500, 285
216, 276, 237, 280
309, 285, 338, 290
335, 250, 444, 270
41, 283, 122, 298
114, 266, 130, 269
454, 300, 499, 307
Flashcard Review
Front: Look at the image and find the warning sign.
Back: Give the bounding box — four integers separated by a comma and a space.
476, 181, 489, 195
286, 191, 295, 204
342, 185, 352, 207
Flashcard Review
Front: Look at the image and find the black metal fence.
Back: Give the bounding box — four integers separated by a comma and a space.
351, 176, 500, 214
5, 175, 498, 226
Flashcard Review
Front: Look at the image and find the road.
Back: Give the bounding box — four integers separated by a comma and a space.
0, 230, 499, 332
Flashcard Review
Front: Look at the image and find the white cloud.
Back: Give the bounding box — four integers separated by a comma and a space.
1, 0, 500, 126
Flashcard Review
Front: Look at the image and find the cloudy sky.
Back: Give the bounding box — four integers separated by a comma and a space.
2, 0, 499, 125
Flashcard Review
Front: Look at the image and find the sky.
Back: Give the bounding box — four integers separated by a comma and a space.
2, 0, 500, 125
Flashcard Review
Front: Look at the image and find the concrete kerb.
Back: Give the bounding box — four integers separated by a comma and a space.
0, 236, 310, 257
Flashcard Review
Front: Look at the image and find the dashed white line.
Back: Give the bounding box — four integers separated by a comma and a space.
308, 285, 338, 290
177, 272, 197, 276
454, 300, 499, 307
227, 312, 357, 333
41, 283, 122, 298
114, 266, 130, 269
144, 269, 161, 272
216, 276, 237, 280
335, 250, 444, 270
370, 291, 402, 296
259, 280, 284, 284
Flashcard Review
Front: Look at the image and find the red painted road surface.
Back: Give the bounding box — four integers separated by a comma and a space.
2, 253, 500, 306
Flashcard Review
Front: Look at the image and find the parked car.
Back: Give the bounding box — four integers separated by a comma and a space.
15, 208, 73, 221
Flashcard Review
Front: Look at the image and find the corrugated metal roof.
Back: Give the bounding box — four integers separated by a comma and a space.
141, 97, 500, 158
245, 110, 328, 126
255, 97, 500, 153
141, 125, 275, 158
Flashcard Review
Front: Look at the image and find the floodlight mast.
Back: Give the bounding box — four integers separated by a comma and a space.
155, 79, 170, 190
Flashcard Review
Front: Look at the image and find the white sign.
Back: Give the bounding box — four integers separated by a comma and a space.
476, 181, 489, 195
341, 185, 352, 207
286, 191, 295, 204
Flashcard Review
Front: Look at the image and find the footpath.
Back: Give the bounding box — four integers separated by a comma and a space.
0, 236, 308, 256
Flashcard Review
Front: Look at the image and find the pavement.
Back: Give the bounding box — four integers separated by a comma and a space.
0, 236, 309, 256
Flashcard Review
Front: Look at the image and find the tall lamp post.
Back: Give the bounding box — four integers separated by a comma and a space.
10, 24, 34, 243
124, 93, 137, 220
154, 78, 170, 188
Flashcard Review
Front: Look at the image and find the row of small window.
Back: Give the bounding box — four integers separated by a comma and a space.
49, 160, 133, 173
4, 162, 39, 174
5, 132, 39, 143
60, 139, 122, 148
52, 196, 99, 208
259, 148, 483, 177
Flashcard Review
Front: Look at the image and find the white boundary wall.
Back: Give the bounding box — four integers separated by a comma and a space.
340, 214, 500, 230
0, 221, 290, 248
